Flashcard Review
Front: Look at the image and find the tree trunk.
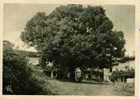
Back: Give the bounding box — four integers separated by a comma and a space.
69, 67, 75, 81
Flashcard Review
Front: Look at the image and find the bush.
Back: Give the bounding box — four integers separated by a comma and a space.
3, 41, 45, 95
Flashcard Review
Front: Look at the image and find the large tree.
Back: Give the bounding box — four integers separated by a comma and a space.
21, 5, 125, 80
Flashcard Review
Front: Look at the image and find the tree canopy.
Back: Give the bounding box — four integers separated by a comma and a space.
21, 5, 125, 72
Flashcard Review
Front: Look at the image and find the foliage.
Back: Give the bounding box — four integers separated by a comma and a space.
110, 68, 135, 82
3, 40, 46, 95
21, 5, 126, 79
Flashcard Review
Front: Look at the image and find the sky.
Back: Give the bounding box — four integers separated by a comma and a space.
3, 4, 135, 56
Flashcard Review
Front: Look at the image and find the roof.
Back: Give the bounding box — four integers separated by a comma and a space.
15, 50, 40, 57
118, 56, 135, 63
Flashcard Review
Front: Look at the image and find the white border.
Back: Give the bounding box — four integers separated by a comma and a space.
0, 0, 139, 99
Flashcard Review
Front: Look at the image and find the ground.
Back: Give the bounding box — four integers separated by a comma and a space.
31, 65, 134, 96
46, 79, 134, 96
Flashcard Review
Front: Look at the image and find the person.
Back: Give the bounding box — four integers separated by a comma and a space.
75, 67, 82, 82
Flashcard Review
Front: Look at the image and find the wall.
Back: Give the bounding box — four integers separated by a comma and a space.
28, 57, 39, 65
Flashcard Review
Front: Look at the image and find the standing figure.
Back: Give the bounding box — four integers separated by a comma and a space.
75, 67, 82, 82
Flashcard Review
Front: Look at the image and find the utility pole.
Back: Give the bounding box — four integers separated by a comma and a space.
106, 46, 117, 72
106, 48, 112, 72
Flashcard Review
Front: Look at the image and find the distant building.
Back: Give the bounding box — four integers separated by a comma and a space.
83, 67, 104, 81
28, 57, 39, 65
105, 56, 135, 81
15, 50, 40, 65
83, 56, 135, 82
112, 56, 135, 71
